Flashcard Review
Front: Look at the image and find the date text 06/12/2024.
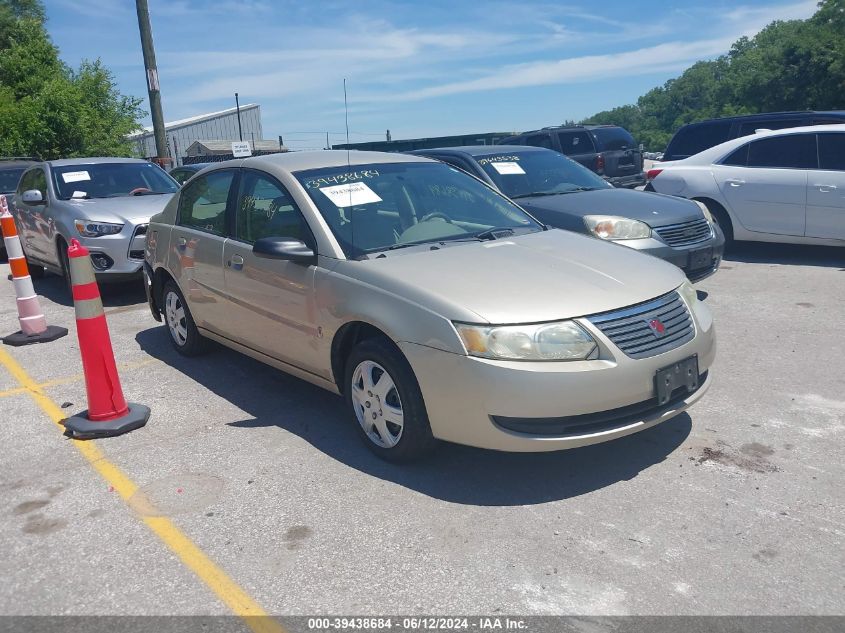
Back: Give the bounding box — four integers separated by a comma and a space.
306, 617, 528, 630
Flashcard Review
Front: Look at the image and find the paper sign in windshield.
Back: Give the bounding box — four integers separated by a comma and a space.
62, 171, 91, 183
490, 162, 525, 175
320, 182, 382, 207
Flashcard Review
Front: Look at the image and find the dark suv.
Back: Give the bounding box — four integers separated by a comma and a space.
0, 157, 37, 258
662, 110, 845, 161
498, 125, 645, 188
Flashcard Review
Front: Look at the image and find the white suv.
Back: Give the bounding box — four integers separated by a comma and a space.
646, 124, 845, 247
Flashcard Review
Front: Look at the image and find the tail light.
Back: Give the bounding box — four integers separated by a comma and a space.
646, 168, 663, 181
595, 154, 605, 174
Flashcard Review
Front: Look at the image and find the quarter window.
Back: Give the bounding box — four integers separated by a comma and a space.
721, 144, 749, 167
235, 171, 311, 244
177, 170, 235, 235
557, 132, 594, 155
818, 133, 845, 171
746, 134, 817, 169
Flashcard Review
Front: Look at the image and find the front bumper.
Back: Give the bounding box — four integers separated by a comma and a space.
399, 303, 716, 452
613, 224, 725, 282
606, 172, 647, 189
73, 224, 147, 280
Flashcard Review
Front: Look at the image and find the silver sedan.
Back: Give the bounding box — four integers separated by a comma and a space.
144, 151, 716, 461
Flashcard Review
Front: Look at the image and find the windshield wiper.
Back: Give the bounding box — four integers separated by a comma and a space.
474, 226, 517, 241
512, 187, 597, 199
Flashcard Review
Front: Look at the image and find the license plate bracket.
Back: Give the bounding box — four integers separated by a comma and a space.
689, 246, 713, 269
655, 355, 699, 405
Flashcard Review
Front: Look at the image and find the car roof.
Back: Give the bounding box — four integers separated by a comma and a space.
229, 150, 433, 172
671, 123, 845, 165
47, 157, 152, 167
412, 145, 551, 157
0, 159, 37, 168
681, 110, 845, 127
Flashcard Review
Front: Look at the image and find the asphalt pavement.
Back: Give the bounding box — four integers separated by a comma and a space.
0, 242, 843, 620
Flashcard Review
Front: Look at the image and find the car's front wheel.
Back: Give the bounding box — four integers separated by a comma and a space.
344, 338, 436, 461
162, 280, 207, 356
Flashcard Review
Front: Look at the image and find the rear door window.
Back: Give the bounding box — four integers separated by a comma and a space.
668, 122, 732, 158
817, 133, 845, 171
177, 169, 236, 235
746, 134, 817, 169
589, 127, 635, 151
524, 134, 553, 150
556, 131, 594, 155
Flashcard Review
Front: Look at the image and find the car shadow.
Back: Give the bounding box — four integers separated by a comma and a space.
30, 273, 146, 308
136, 327, 692, 507
725, 242, 844, 269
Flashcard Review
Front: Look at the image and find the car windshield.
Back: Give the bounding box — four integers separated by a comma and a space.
295, 161, 542, 258
475, 150, 611, 198
51, 162, 179, 200
0, 167, 26, 193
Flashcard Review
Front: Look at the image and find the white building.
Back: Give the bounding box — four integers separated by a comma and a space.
129, 104, 264, 165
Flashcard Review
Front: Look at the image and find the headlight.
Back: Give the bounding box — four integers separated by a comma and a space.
584, 215, 651, 240
75, 220, 124, 237
679, 280, 699, 306
454, 320, 598, 361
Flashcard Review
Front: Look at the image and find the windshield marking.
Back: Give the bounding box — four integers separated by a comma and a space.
304, 169, 380, 189
490, 162, 525, 175
320, 181, 382, 208
477, 155, 522, 166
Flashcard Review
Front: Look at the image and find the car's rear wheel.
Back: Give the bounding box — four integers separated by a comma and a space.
697, 199, 734, 251
162, 279, 207, 356
344, 338, 436, 461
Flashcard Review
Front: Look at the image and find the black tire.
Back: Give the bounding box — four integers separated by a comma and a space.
26, 256, 45, 278
161, 279, 208, 356
57, 239, 72, 292
344, 338, 436, 462
698, 199, 734, 251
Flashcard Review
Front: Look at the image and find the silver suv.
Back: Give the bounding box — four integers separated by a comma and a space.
12, 157, 179, 283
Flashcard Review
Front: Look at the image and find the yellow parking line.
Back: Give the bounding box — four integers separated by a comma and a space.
0, 347, 286, 633
0, 359, 159, 399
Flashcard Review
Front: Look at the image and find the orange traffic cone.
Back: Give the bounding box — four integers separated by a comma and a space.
1, 195, 68, 346
62, 239, 149, 438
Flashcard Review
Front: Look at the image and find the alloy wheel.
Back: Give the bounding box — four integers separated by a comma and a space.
165, 290, 188, 346
350, 360, 404, 448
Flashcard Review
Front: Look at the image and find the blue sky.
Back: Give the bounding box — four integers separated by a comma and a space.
44, 0, 818, 150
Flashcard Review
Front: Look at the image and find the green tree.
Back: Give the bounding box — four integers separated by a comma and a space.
0, 0, 145, 159
579, 0, 845, 151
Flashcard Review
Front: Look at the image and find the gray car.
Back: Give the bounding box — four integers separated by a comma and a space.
144, 150, 715, 461
412, 146, 725, 282
12, 157, 179, 283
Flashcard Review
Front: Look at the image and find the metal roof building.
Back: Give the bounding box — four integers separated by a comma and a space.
128, 104, 264, 165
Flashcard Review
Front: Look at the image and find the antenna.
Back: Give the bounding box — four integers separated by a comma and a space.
344, 79, 356, 255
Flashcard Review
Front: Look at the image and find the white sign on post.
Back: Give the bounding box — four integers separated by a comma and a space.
231, 141, 252, 158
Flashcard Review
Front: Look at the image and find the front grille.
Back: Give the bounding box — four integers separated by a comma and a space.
654, 218, 712, 247
587, 291, 694, 359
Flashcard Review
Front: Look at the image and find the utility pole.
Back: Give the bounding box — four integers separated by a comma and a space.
235, 93, 243, 141
326, 132, 330, 150
135, 0, 168, 167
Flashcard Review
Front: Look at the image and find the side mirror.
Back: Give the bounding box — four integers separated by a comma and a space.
253, 236, 316, 264
21, 189, 44, 205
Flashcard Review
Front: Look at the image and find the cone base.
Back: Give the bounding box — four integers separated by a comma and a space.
63, 403, 150, 439
3, 325, 69, 346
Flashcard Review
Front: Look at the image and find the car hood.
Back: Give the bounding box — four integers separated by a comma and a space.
517, 188, 703, 227
62, 194, 175, 224
338, 229, 686, 324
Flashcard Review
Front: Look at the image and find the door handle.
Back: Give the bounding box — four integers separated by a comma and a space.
228, 254, 244, 270
814, 184, 837, 192
726, 178, 745, 187
177, 237, 187, 249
